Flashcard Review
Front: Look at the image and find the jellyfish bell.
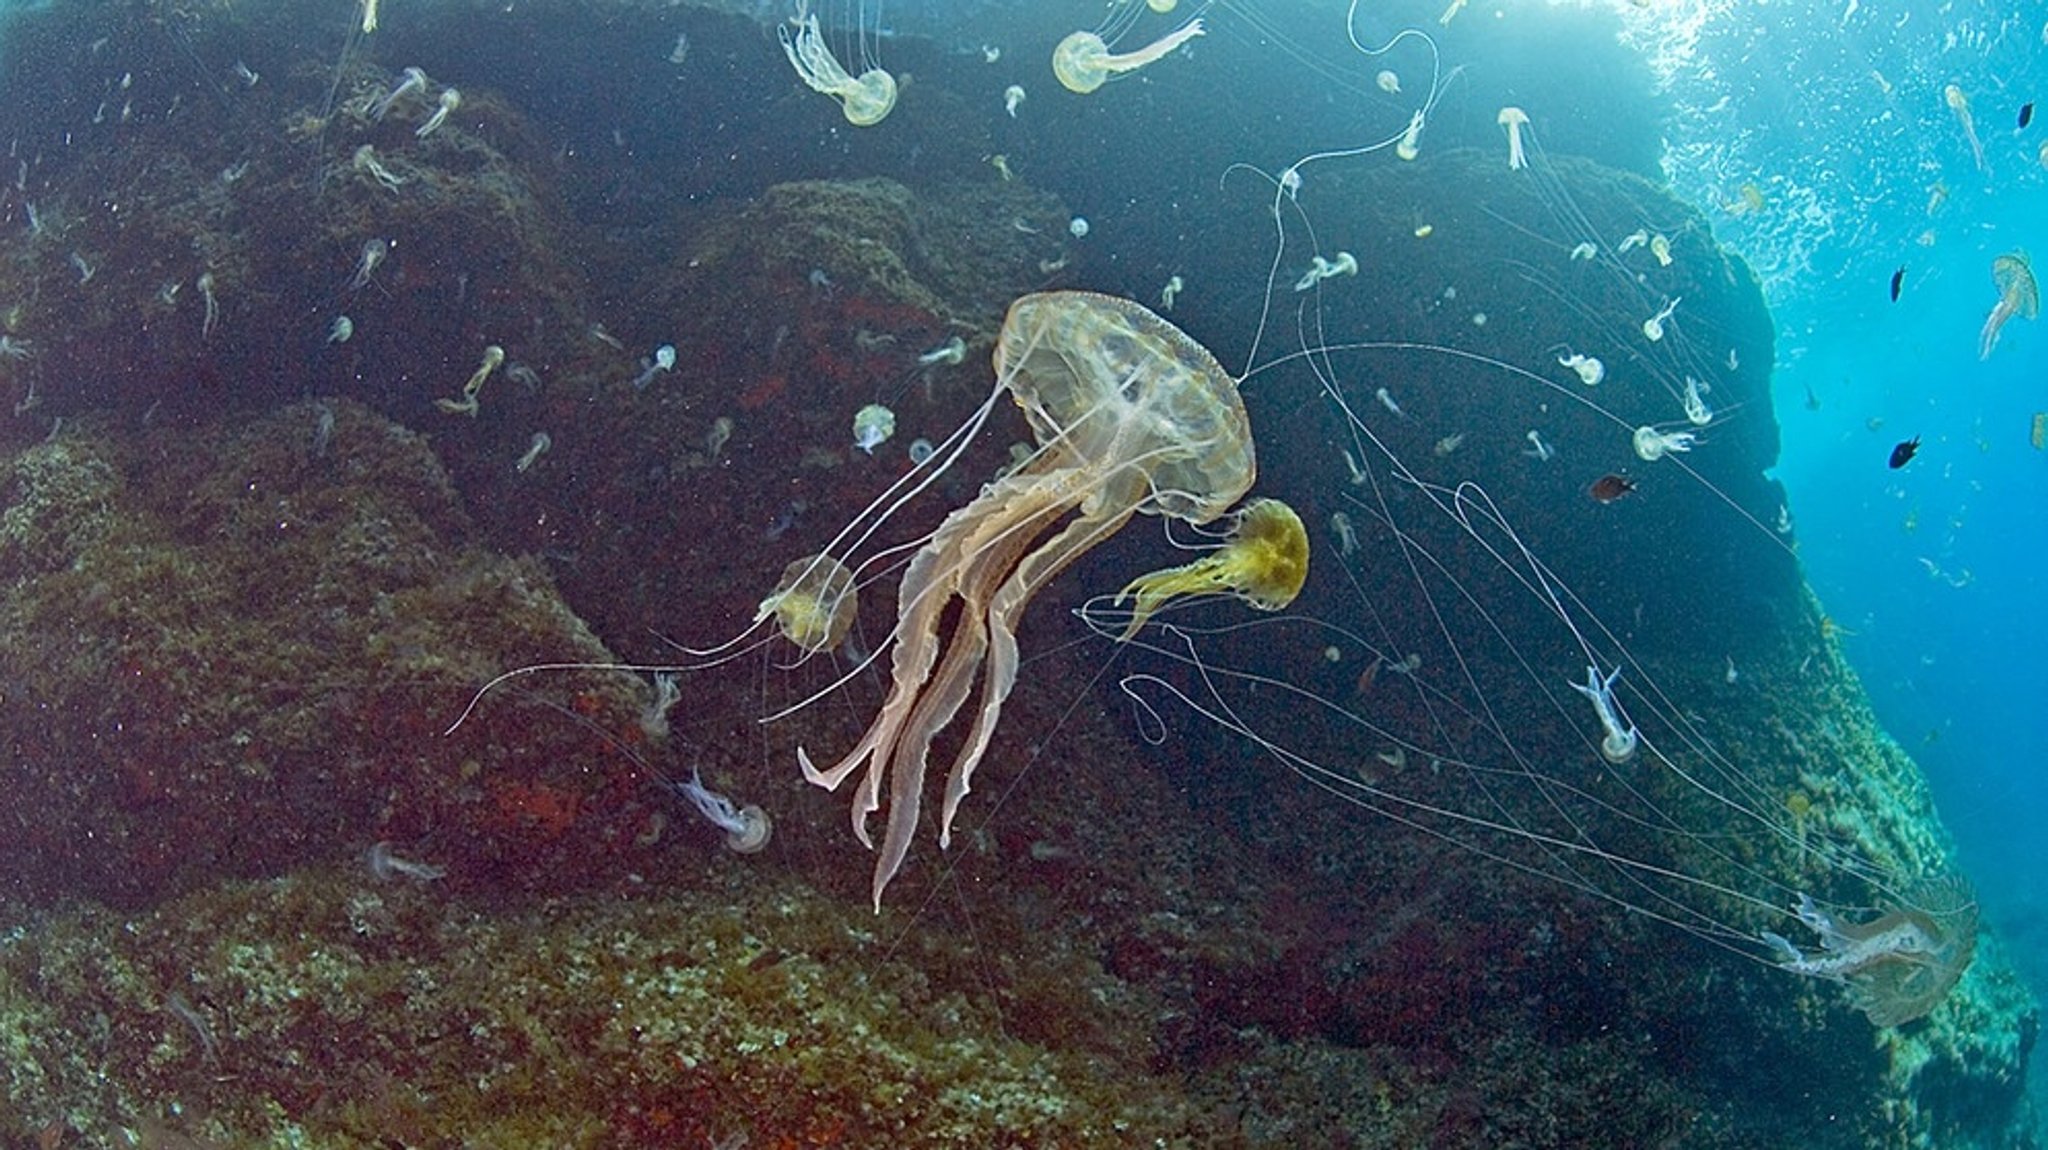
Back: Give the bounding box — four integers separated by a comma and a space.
757, 553, 858, 655
778, 0, 897, 126
1052, 18, 1206, 95
796, 290, 1255, 908
1113, 497, 1309, 640
1978, 250, 2038, 360
1497, 106, 1530, 171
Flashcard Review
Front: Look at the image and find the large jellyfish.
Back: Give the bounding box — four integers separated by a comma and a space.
1978, 250, 2038, 360
778, 0, 897, 126
1052, 18, 1206, 95
799, 291, 1257, 908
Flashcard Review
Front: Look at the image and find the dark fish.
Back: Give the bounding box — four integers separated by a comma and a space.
1889, 265, 1905, 302
2022, 102, 2035, 129
1588, 474, 1637, 503
1888, 435, 1920, 470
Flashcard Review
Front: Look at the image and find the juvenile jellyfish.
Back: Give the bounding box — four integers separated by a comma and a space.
1642, 296, 1681, 341
1649, 234, 1673, 267
757, 554, 858, 654
799, 291, 1255, 908
416, 88, 460, 138
1395, 110, 1425, 161
1004, 84, 1025, 117
1568, 664, 1639, 764
1376, 69, 1400, 94
1293, 251, 1358, 292
778, 1, 897, 126
852, 402, 896, 453
1633, 425, 1697, 462
1945, 84, 1986, 173
1052, 18, 1205, 95
1682, 376, 1714, 426
1115, 498, 1309, 639
916, 336, 967, 367
1557, 351, 1603, 386
1977, 250, 2038, 360
368, 66, 426, 121
1497, 106, 1530, 171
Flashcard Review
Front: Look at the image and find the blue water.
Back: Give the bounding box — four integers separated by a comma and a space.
1646, 0, 2048, 1107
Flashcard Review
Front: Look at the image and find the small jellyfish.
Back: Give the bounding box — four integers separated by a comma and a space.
1497, 106, 1530, 171
907, 437, 936, 466
704, 415, 734, 462
778, 1, 896, 126
1557, 351, 1603, 386
327, 315, 354, 344
1395, 110, 1425, 161
1569, 241, 1597, 262
515, 431, 551, 473
1633, 425, 1697, 462
368, 67, 426, 121
1160, 275, 1183, 311
1682, 376, 1714, 426
1329, 511, 1358, 557
1568, 664, 1639, 764
1004, 84, 1025, 117
1649, 234, 1673, 267
757, 553, 858, 653
416, 88, 460, 138
1524, 429, 1556, 462
1293, 252, 1358, 292
917, 336, 968, 366
630, 344, 677, 390
1068, 216, 1090, 238
1944, 83, 1986, 173
1641, 296, 1681, 342
1116, 499, 1310, 640
1052, 18, 1205, 95
1376, 70, 1400, 94
852, 402, 896, 453
1618, 229, 1649, 253
348, 237, 389, 290
1977, 250, 2038, 360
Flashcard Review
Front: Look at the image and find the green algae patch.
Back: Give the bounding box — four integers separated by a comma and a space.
0, 865, 1226, 1148
0, 401, 656, 908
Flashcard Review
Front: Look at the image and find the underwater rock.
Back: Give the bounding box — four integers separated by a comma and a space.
0, 401, 659, 907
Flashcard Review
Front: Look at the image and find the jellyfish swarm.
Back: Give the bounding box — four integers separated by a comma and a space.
778, 0, 897, 126
1052, 18, 1206, 95
799, 291, 1256, 909
1115, 497, 1309, 639
1978, 250, 2038, 360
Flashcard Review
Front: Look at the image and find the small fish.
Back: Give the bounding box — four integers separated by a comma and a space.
1889, 265, 1905, 301
1587, 474, 1637, 503
2021, 102, 2035, 129
1888, 435, 1920, 469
